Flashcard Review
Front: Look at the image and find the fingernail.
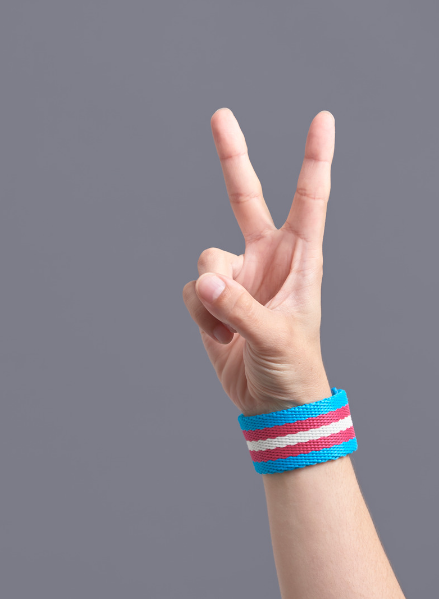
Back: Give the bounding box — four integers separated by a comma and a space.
213, 324, 232, 344
197, 274, 226, 303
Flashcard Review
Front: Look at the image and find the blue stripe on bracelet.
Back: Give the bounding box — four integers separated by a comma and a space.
237, 387, 348, 431
237, 388, 358, 474
252, 437, 358, 474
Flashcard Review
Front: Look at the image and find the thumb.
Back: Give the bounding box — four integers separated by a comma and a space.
195, 272, 279, 347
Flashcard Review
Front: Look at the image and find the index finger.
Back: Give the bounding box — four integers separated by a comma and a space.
210, 108, 276, 244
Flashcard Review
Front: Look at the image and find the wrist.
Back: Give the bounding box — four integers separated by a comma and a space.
238, 387, 358, 475
241, 376, 332, 417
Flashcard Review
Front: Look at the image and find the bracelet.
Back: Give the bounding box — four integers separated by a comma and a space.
237, 387, 358, 474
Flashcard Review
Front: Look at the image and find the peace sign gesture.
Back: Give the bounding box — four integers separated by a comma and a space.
183, 109, 335, 416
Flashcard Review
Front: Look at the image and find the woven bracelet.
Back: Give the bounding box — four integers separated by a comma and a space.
237, 387, 358, 474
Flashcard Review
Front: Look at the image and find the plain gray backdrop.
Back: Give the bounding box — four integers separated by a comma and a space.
0, 1, 437, 597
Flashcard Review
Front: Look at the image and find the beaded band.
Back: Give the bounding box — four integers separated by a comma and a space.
237, 387, 358, 474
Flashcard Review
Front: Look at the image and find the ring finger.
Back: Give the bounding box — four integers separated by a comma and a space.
182, 248, 244, 343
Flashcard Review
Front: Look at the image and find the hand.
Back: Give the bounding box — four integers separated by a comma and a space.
182, 108, 335, 416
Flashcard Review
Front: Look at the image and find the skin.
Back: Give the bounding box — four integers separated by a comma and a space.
183, 108, 334, 417
182, 108, 406, 598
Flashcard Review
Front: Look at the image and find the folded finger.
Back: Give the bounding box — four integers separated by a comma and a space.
182, 248, 243, 343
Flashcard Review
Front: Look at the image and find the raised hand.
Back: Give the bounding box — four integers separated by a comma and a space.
182, 108, 335, 416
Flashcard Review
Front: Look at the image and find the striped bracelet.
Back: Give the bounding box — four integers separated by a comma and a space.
237, 387, 358, 474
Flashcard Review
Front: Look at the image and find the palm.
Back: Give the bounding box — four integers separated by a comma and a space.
200, 225, 319, 412
189, 108, 335, 415
236, 230, 297, 308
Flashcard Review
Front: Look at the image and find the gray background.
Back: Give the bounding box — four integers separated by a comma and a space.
0, 1, 437, 597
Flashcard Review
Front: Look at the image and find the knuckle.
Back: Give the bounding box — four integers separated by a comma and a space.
197, 247, 220, 270
220, 149, 248, 163
245, 226, 276, 245
228, 189, 262, 205
231, 289, 260, 324
295, 186, 328, 202
232, 288, 250, 311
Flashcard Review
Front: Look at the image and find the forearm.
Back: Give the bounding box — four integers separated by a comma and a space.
263, 397, 405, 599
